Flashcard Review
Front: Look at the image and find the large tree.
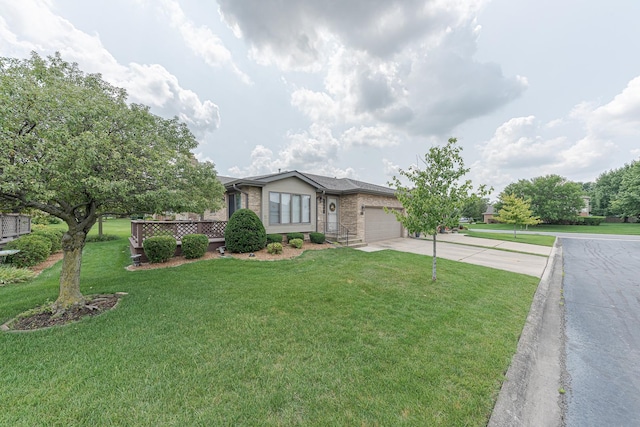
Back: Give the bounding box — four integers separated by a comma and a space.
0, 52, 224, 312
591, 162, 635, 217
493, 194, 541, 238
611, 161, 640, 219
388, 138, 489, 281
502, 175, 583, 224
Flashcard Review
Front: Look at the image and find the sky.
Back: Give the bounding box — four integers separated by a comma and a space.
1, 0, 639, 199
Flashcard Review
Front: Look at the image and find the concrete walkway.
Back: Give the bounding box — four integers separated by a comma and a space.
357, 234, 551, 277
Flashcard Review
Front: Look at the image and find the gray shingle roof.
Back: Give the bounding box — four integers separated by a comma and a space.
218, 170, 395, 197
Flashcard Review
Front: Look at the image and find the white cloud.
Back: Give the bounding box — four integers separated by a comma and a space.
0, 0, 220, 138
342, 125, 400, 148
220, 0, 525, 138
155, 0, 252, 84
228, 124, 356, 178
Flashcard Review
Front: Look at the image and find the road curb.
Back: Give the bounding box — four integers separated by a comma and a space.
488, 239, 564, 427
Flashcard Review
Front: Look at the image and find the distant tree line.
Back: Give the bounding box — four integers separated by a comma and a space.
491, 160, 640, 225
585, 160, 640, 219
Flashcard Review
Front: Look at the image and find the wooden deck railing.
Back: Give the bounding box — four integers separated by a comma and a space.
0, 214, 31, 246
130, 220, 227, 247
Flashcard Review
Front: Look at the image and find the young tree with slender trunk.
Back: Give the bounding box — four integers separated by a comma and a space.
493, 194, 541, 238
0, 52, 224, 313
388, 138, 489, 281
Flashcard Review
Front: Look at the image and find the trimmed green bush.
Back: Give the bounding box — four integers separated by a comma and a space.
224, 209, 267, 253
181, 234, 209, 259
143, 235, 177, 263
583, 216, 605, 226
309, 232, 325, 244
85, 234, 119, 243
0, 265, 36, 285
289, 238, 303, 249
4, 234, 51, 268
267, 242, 283, 254
31, 227, 63, 253
266, 234, 283, 244
286, 232, 304, 242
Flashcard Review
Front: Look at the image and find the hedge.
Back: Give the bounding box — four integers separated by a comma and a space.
309, 232, 325, 244
4, 234, 52, 268
267, 234, 283, 244
286, 232, 304, 242
143, 235, 177, 263
181, 234, 209, 259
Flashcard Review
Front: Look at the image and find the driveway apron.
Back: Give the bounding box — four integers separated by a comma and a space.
562, 237, 640, 426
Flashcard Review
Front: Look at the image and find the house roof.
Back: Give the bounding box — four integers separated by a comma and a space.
218, 170, 396, 197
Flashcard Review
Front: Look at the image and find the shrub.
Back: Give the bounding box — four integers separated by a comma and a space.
31, 227, 63, 252
224, 209, 267, 253
0, 265, 36, 285
4, 234, 51, 268
143, 235, 177, 263
85, 234, 119, 243
289, 238, 303, 249
267, 242, 283, 254
30, 211, 61, 225
309, 232, 325, 244
286, 232, 304, 242
181, 234, 209, 259
583, 216, 605, 226
266, 234, 283, 244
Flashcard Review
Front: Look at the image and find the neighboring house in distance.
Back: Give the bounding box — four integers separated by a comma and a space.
483, 205, 495, 224
579, 196, 591, 217
205, 170, 406, 244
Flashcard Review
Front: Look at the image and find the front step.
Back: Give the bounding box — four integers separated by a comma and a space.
326, 236, 367, 248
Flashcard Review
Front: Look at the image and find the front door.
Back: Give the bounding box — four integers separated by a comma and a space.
327, 197, 338, 233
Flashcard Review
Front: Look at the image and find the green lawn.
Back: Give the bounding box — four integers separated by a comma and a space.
468, 222, 640, 235
463, 231, 556, 247
0, 220, 539, 426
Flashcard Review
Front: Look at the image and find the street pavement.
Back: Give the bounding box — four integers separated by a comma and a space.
562, 237, 640, 426
357, 233, 551, 277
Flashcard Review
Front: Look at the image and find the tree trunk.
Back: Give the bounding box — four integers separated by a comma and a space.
53, 229, 87, 312
514, 224, 517, 239
432, 233, 437, 281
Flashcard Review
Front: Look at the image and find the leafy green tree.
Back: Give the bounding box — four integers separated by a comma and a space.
591, 162, 635, 216
502, 175, 583, 224
493, 194, 541, 238
461, 195, 489, 222
0, 52, 224, 312
388, 138, 489, 281
611, 161, 640, 219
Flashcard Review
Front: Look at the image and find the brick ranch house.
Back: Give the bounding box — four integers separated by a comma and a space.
205, 170, 407, 245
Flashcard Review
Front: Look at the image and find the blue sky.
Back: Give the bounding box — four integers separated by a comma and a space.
1, 0, 639, 198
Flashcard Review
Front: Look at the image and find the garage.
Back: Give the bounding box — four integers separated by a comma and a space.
364, 207, 403, 243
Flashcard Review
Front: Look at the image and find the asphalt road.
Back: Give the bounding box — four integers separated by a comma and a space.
562, 237, 640, 426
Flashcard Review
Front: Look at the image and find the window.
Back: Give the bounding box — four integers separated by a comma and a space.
269, 192, 280, 224
228, 193, 242, 218
269, 192, 311, 225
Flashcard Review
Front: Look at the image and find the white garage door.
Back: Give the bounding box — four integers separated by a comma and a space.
364, 207, 402, 243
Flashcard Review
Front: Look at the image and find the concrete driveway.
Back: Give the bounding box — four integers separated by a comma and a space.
357, 234, 551, 277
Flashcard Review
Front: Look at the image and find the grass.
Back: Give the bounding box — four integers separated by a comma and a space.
463, 231, 556, 247
468, 222, 640, 235
0, 220, 539, 426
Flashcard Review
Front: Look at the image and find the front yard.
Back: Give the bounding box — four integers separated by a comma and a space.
0, 222, 539, 426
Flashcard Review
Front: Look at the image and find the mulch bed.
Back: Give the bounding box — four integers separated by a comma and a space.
2, 293, 126, 332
